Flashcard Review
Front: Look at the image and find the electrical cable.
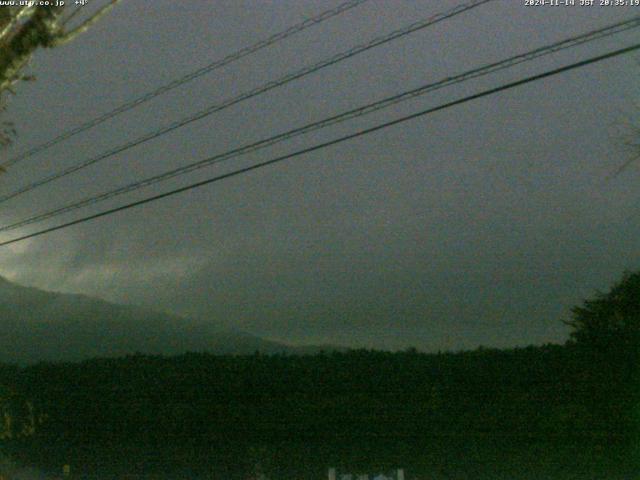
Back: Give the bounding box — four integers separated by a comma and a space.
0, 0, 372, 168
1, 17, 637, 231
1, 41, 637, 247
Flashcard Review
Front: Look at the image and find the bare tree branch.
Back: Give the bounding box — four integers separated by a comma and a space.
0, 1, 122, 96
0, 6, 65, 94
0, 2, 121, 154
51, 0, 122, 47
611, 104, 640, 177
0, 6, 36, 45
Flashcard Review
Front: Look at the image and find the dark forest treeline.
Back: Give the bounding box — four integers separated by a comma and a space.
0, 343, 637, 479
1, 270, 639, 479
5, 344, 637, 440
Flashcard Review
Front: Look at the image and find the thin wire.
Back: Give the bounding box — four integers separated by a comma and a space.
60, 5, 83, 28
1, 0, 371, 168
1, 17, 637, 232
0, 0, 494, 188
1, 42, 637, 247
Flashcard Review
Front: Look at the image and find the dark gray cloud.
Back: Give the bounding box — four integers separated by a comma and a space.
0, 0, 638, 350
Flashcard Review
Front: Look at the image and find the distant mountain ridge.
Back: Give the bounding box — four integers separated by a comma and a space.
0, 276, 344, 364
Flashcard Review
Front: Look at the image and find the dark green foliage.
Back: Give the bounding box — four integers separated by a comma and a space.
564, 270, 640, 471
1, 270, 638, 478
566, 270, 640, 350
0, 344, 635, 479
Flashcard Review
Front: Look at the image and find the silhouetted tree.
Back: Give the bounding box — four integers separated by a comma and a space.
0, 1, 121, 151
565, 270, 640, 351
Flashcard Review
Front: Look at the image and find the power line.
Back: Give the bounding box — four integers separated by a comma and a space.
0, 0, 495, 199
1, 17, 638, 233
0, 0, 371, 168
1, 42, 637, 248
60, 4, 84, 28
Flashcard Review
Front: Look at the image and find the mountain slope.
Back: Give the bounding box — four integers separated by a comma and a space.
0, 276, 341, 364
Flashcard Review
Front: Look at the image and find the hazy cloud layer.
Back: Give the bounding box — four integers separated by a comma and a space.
0, 0, 638, 350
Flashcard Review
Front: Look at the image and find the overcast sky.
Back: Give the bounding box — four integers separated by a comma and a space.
0, 0, 638, 351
